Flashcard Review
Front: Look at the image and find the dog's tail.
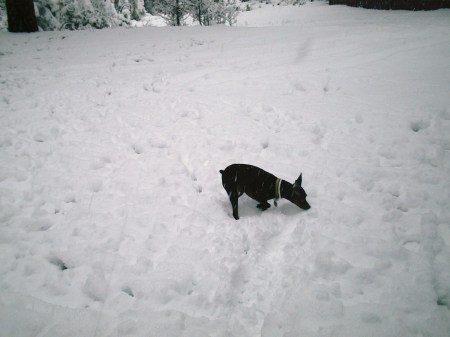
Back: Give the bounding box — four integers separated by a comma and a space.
219, 170, 224, 174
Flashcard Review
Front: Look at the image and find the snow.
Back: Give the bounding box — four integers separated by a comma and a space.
130, 13, 172, 28
1, 2, 450, 336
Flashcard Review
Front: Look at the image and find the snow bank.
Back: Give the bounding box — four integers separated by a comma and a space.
1, 3, 450, 336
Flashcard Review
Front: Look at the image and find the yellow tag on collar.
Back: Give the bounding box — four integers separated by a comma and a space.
274, 178, 282, 207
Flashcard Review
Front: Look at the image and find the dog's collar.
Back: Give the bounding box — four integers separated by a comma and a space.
274, 178, 282, 207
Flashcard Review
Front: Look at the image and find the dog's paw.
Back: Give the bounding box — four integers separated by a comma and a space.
257, 202, 271, 211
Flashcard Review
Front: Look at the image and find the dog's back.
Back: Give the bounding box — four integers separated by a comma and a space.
220, 164, 277, 190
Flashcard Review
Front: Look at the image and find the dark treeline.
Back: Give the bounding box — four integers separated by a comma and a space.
329, 0, 450, 10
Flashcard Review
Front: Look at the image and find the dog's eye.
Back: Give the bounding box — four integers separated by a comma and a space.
294, 190, 306, 199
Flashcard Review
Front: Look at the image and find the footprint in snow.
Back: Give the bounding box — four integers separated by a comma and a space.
63, 193, 76, 203
48, 256, 68, 271
289, 79, 306, 93
90, 156, 112, 170
84, 272, 108, 302
354, 113, 364, 124
131, 143, 144, 155
122, 286, 135, 298
23, 218, 54, 232
410, 119, 430, 133
88, 179, 103, 193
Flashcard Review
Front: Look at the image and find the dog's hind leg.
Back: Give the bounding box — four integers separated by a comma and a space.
256, 201, 271, 211
228, 189, 240, 220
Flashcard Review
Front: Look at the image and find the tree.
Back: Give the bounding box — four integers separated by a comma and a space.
6, 0, 38, 32
186, 0, 212, 25
223, 0, 239, 26
144, 0, 154, 13
184, 0, 240, 26
153, 0, 185, 25
111, 0, 145, 20
57, 0, 119, 30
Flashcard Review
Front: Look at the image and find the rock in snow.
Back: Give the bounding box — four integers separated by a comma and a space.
0, 3, 450, 337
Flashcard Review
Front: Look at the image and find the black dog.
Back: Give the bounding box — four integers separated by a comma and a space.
220, 164, 310, 220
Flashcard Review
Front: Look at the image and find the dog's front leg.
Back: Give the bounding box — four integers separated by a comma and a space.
228, 190, 240, 220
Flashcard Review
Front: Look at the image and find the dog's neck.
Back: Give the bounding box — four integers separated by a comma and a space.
279, 180, 294, 202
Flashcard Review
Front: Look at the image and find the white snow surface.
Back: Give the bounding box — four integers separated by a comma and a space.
1, 3, 450, 336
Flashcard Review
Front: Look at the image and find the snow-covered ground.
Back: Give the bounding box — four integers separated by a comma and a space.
1, 2, 450, 336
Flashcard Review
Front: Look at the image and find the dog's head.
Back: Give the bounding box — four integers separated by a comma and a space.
291, 173, 311, 210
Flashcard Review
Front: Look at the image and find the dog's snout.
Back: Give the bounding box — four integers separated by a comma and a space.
300, 200, 311, 210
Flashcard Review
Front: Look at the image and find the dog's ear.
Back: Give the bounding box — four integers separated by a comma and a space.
294, 173, 302, 188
